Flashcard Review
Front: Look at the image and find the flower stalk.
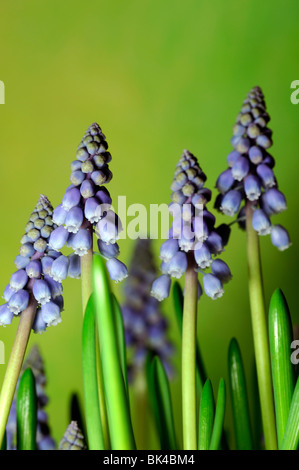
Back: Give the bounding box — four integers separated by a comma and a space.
0, 296, 37, 446
245, 201, 277, 450
182, 254, 199, 450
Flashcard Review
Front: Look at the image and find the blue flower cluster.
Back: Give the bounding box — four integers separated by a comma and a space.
47, 122, 127, 283
6, 345, 56, 450
0, 195, 64, 332
122, 239, 174, 381
151, 150, 232, 302
215, 86, 291, 251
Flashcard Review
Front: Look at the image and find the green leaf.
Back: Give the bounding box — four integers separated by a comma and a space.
16, 368, 37, 450
228, 338, 253, 450
269, 288, 295, 448
146, 355, 177, 450
209, 378, 226, 450
198, 379, 214, 450
1, 431, 6, 450
92, 254, 135, 450
82, 294, 105, 450
111, 293, 129, 395
281, 376, 299, 450
172, 281, 206, 395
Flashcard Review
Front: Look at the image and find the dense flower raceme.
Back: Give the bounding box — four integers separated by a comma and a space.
151, 150, 232, 302
59, 421, 87, 450
215, 86, 291, 251
122, 239, 174, 382
47, 122, 127, 283
6, 345, 56, 450
0, 195, 64, 333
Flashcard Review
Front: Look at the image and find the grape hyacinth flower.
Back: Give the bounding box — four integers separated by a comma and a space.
151, 149, 232, 450
59, 421, 87, 450
215, 86, 291, 251
6, 345, 56, 450
47, 123, 127, 311
151, 149, 232, 302
122, 239, 174, 383
215, 86, 291, 450
0, 194, 64, 332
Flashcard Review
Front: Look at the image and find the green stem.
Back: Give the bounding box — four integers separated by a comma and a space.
182, 255, 198, 450
0, 296, 37, 446
80, 245, 110, 448
80, 245, 94, 315
245, 202, 277, 450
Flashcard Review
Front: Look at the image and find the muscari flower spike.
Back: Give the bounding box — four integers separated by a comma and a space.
6, 345, 56, 450
215, 86, 291, 251
122, 239, 174, 382
151, 150, 232, 301
59, 421, 87, 450
47, 123, 127, 283
0, 195, 64, 332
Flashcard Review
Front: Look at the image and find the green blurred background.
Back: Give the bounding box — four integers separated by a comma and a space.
0, 0, 298, 448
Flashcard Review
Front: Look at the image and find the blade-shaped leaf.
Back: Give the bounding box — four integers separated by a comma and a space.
198, 379, 214, 450
16, 368, 37, 450
269, 288, 295, 448
281, 376, 299, 450
209, 378, 226, 450
228, 338, 253, 450
111, 293, 129, 395
82, 294, 105, 450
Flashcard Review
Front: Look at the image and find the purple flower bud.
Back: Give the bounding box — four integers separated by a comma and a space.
270, 225, 291, 251
159, 239, 179, 263
96, 187, 112, 205
194, 242, 212, 269
227, 150, 241, 167
244, 175, 262, 201
211, 259, 232, 283
248, 146, 263, 164
10, 269, 28, 292
32, 311, 47, 334
19, 243, 35, 258
50, 255, 69, 282
71, 229, 92, 256
33, 279, 52, 305
256, 164, 275, 189
84, 197, 103, 223
220, 190, 242, 216
168, 251, 188, 279
0, 303, 14, 326
41, 256, 54, 276
231, 156, 250, 181
216, 169, 234, 194
52, 204, 67, 226
48, 226, 69, 251
3, 284, 15, 302
96, 211, 122, 245
64, 206, 83, 233
14, 255, 30, 270
263, 188, 287, 214
256, 134, 272, 149
67, 254, 81, 279
70, 170, 85, 186
62, 187, 81, 211
40, 301, 62, 327
8, 289, 30, 315
70, 160, 82, 171
203, 274, 224, 300
26, 260, 42, 278
151, 275, 171, 301
97, 239, 120, 259
44, 275, 63, 298
252, 209, 271, 235
53, 295, 64, 311
206, 231, 224, 255
80, 179, 95, 199
106, 258, 128, 283
263, 154, 275, 168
